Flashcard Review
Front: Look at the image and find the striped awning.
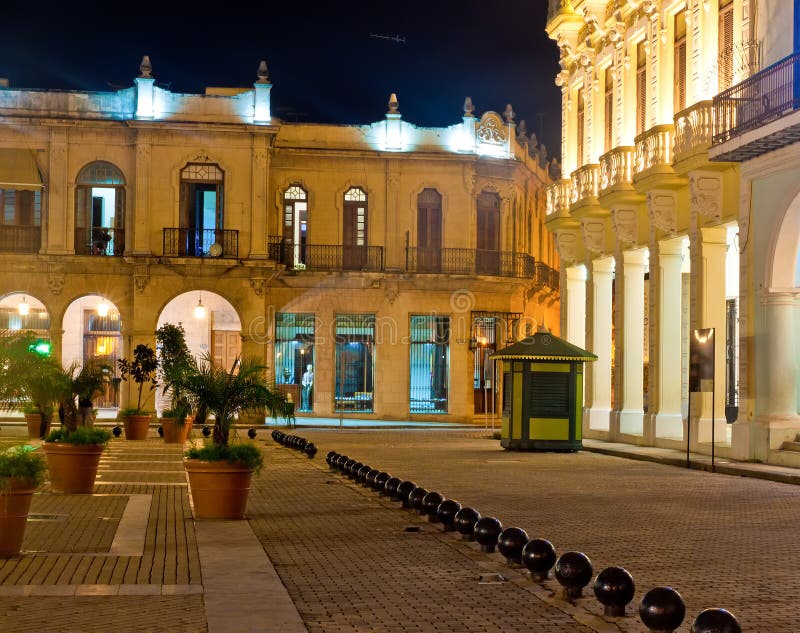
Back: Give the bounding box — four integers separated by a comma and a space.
0, 149, 42, 190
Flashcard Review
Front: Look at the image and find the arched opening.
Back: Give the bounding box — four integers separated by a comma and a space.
75, 161, 125, 256
0, 292, 50, 339
62, 295, 122, 412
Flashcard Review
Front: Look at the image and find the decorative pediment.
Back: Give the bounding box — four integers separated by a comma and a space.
476, 112, 507, 146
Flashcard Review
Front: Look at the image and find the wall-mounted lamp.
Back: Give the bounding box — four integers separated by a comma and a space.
194, 293, 207, 320
97, 298, 109, 318
18, 296, 29, 316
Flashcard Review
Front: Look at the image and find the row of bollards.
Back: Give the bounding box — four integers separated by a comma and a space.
272, 430, 317, 458
324, 450, 742, 633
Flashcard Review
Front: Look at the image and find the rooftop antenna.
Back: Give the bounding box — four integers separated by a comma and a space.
370, 33, 407, 44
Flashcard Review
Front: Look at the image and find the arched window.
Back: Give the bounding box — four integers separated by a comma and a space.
343, 187, 368, 270
416, 188, 442, 272
476, 191, 500, 275
178, 163, 224, 257
75, 161, 125, 256
283, 185, 308, 267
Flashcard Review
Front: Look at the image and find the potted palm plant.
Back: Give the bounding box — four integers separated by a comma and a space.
0, 445, 46, 557
177, 354, 293, 519
156, 323, 193, 444
117, 343, 158, 440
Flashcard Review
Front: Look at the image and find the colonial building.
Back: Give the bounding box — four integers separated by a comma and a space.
545, 1, 755, 454
0, 58, 559, 422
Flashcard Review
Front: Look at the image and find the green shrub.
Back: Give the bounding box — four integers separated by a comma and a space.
185, 442, 264, 473
45, 427, 112, 445
118, 407, 152, 418
0, 446, 47, 487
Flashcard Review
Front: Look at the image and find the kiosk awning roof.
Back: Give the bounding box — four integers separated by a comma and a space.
490, 332, 597, 361
0, 149, 42, 191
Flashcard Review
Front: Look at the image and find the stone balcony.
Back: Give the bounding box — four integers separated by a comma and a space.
545, 179, 572, 217
633, 124, 679, 187
674, 101, 713, 165
569, 163, 600, 210
599, 146, 635, 195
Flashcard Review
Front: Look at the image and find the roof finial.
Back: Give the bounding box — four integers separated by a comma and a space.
463, 96, 474, 116
504, 103, 516, 123
139, 55, 152, 78
387, 93, 399, 114
256, 60, 269, 84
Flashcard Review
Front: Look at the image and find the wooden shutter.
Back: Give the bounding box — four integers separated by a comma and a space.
636, 41, 647, 135
718, 0, 734, 92
576, 88, 585, 167
604, 68, 614, 152
528, 372, 571, 418
674, 11, 687, 113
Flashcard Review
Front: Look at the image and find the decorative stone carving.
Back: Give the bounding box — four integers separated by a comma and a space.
647, 191, 677, 235
384, 281, 399, 305
47, 264, 65, 295
252, 149, 268, 169
556, 230, 579, 264
256, 60, 269, 83
689, 171, 722, 220
611, 208, 638, 245
134, 265, 150, 293
139, 55, 152, 78
476, 113, 506, 145
581, 218, 606, 254
249, 278, 266, 296
463, 97, 474, 117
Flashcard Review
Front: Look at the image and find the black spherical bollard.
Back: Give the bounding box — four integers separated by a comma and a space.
522, 538, 557, 581
436, 499, 462, 531
326, 452, 339, 468
474, 517, 503, 553
297, 437, 307, 450
408, 487, 428, 512
356, 465, 372, 483
347, 461, 363, 478
421, 491, 444, 521
691, 608, 741, 633
554, 552, 593, 601
497, 527, 529, 566
397, 481, 417, 506
247, 428, 257, 440
112, 425, 122, 438
304, 443, 317, 458
343, 458, 357, 475
365, 469, 380, 487
335, 455, 349, 470
201, 425, 211, 438
639, 587, 686, 633
157, 425, 164, 437
383, 477, 401, 498
593, 566, 635, 617
453, 507, 481, 540
373, 471, 390, 491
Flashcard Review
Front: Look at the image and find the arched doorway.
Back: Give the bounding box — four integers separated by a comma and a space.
0, 293, 50, 340
62, 295, 122, 410
74, 161, 125, 256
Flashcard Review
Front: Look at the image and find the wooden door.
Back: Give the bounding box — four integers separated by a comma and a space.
343, 188, 367, 270
417, 189, 442, 272
212, 331, 241, 372
476, 192, 500, 275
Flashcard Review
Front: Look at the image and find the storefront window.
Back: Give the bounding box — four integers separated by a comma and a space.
275, 313, 315, 412
409, 316, 449, 413
335, 314, 374, 412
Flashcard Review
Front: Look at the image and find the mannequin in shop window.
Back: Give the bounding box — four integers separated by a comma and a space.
301, 364, 314, 411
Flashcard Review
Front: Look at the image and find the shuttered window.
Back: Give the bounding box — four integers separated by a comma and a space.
674, 11, 687, 114
409, 316, 449, 414
718, 0, 734, 91
576, 88, 585, 167
528, 372, 571, 418
604, 67, 614, 153
636, 41, 647, 135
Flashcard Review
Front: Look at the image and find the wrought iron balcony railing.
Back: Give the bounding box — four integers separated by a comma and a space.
570, 164, 600, 206
75, 227, 124, 256
535, 261, 560, 291
0, 225, 40, 253
405, 247, 536, 279
162, 228, 238, 258
674, 101, 713, 160
713, 50, 800, 145
634, 124, 674, 175
268, 237, 384, 272
546, 179, 571, 216
599, 146, 635, 193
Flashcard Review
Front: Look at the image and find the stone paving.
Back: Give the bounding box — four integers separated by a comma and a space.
1, 424, 799, 631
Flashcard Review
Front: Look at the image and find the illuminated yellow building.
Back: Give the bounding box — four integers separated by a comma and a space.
0, 58, 559, 421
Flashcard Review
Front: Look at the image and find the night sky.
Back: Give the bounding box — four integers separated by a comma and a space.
2, 1, 561, 152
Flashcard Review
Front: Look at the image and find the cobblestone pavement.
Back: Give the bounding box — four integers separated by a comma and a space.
269, 428, 800, 633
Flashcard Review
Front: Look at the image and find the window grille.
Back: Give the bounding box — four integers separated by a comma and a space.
344, 187, 366, 202
409, 316, 449, 414
77, 161, 125, 186
275, 313, 315, 412
284, 185, 307, 200
180, 163, 223, 182
335, 314, 375, 412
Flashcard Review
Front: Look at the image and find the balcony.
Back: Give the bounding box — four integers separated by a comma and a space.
712, 51, 800, 161
570, 164, 600, 208
162, 228, 238, 258
535, 261, 560, 291
599, 147, 635, 194
674, 101, 713, 162
268, 238, 384, 272
0, 225, 40, 253
634, 124, 674, 177
74, 227, 124, 256
546, 179, 571, 216
404, 247, 535, 279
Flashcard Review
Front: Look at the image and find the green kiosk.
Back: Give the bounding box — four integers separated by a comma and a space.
491, 331, 596, 451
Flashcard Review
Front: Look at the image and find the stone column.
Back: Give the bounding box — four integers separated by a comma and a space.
650, 238, 684, 439
614, 248, 646, 436
586, 257, 613, 431
761, 292, 798, 418
249, 140, 269, 259
131, 130, 152, 256
45, 128, 71, 255
565, 265, 587, 348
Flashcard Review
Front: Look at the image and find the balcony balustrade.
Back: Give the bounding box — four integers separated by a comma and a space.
0, 225, 40, 253
74, 227, 124, 256
599, 147, 635, 193
268, 237, 384, 272
546, 179, 572, 216
634, 124, 674, 175
162, 228, 238, 258
674, 101, 713, 161
535, 261, 560, 291
404, 247, 535, 279
570, 164, 600, 206
713, 50, 800, 146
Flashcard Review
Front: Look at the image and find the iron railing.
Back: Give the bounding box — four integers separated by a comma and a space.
535, 261, 560, 291
75, 227, 124, 256
713, 51, 800, 145
0, 225, 40, 253
162, 228, 238, 258
405, 247, 536, 278
268, 237, 384, 272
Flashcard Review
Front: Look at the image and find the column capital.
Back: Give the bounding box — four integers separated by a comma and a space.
621, 248, 647, 266
759, 289, 800, 307
655, 236, 683, 256
565, 264, 587, 281
591, 256, 614, 274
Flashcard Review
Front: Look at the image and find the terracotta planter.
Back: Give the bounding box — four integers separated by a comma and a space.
24, 413, 52, 440
184, 459, 253, 519
122, 414, 152, 440
161, 417, 193, 444
42, 442, 105, 494
0, 478, 37, 557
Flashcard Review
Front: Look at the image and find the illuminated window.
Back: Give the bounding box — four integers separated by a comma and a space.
75, 161, 125, 256
636, 41, 647, 135
604, 67, 614, 153
409, 316, 449, 414
179, 163, 224, 256
283, 185, 308, 267
335, 314, 374, 412
576, 87, 585, 167
275, 313, 315, 412
343, 187, 368, 269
